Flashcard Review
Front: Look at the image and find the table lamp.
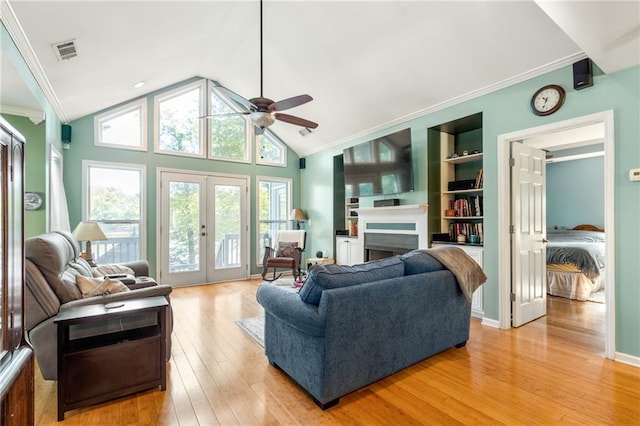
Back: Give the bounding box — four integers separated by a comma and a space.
72, 221, 107, 267
290, 208, 307, 230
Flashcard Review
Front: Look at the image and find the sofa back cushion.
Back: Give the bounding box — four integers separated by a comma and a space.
25, 231, 92, 303
299, 256, 405, 305
401, 250, 445, 275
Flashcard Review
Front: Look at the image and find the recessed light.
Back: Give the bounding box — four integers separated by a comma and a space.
133, 81, 146, 88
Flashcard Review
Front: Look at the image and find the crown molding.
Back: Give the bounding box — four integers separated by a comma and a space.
300, 51, 587, 157
1, 0, 68, 123
0, 104, 45, 124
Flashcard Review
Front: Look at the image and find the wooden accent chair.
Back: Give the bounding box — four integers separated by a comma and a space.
261, 230, 306, 281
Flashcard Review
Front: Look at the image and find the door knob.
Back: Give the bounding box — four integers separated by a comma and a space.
542, 238, 549, 244
201, 232, 206, 237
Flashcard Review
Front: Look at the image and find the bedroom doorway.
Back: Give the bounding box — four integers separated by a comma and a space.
497, 110, 615, 359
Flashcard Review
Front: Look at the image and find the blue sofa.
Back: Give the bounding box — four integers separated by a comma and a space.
256, 249, 481, 409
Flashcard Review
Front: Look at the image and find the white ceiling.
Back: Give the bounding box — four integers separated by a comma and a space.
1, 1, 638, 157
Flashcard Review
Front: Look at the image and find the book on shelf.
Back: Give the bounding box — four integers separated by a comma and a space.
448, 222, 483, 244
475, 167, 483, 189
447, 196, 483, 217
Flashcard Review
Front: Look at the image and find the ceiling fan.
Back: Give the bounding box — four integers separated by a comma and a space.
203, 0, 318, 135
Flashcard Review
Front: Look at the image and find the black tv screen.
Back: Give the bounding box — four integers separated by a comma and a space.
343, 128, 414, 197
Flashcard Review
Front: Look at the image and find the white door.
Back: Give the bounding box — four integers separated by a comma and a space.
159, 172, 248, 286
511, 142, 547, 327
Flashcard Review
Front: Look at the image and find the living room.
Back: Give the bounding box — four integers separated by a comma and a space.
1, 1, 639, 423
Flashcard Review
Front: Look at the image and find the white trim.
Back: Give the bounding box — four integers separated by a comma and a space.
154, 80, 207, 158
94, 98, 147, 151
497, 110, 615, 359
481, 317, 500, 329
0, 105, 45, 125
545, 151, 603, 164
300, 52, 587, 157
81, 159, 147, 260
614, 352, 640, 368
0, 1, 68, 123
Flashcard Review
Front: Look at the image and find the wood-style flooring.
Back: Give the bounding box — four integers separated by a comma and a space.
35, 280, 639, 425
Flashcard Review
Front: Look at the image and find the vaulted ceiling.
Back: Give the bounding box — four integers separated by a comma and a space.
1, 1, 638, 157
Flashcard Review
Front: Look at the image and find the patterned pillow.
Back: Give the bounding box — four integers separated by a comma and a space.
277, 242, 298, 258
76, 275, 131, 298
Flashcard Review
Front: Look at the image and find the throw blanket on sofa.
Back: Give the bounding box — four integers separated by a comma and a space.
427, 246, 487, 302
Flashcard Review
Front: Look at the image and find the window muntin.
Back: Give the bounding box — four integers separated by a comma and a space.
84, 161, 146, 263
94, 98, 147, 150
256, 131, 287, 166
209, 86, 250, 162
155, 81, 205, 157
257, 177, 291, 263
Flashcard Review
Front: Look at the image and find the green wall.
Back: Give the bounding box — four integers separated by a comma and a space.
302, 64, 640, 358
66, 79, 301, 276
2, 22, 64, 238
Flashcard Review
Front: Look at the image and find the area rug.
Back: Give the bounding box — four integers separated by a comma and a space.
236, 315, 265, 347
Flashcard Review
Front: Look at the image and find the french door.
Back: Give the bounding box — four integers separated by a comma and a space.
159, 171, 248, 286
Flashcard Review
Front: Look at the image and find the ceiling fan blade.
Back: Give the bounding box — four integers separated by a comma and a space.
215, 86, 256, 110
269, 94, 313, 112
254, 125, 265, 135
274, 113, 318, 129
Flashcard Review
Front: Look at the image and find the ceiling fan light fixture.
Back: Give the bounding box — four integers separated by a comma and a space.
251, 111, 275, 127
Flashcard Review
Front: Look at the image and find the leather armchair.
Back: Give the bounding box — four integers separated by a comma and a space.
24, 231, 173, 380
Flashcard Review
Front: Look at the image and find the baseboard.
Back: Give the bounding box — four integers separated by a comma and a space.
615, 352, 640, 368
481, 317, 500, 328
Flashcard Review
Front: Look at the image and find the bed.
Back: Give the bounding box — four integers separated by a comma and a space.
546, 224, 606, 301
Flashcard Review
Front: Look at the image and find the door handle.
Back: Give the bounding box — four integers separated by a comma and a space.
201, 232, 206, 237
542, 238, 549, 244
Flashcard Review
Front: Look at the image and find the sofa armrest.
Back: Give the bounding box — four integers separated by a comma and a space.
60, 284, 172, 310
256, 284, 325, 336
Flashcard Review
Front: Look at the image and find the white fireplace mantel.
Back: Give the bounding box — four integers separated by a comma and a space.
354, 204, 429, 262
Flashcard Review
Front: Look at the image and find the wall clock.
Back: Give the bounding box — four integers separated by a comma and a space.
25, 192, 43, 211
530, 84, 565, 116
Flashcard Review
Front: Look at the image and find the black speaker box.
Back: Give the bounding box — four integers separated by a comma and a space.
61, 124, 72, 143
299, 158, 306, 169
448, 179, 476, 191
374, 198, 400, 207
573, 58, 593, 90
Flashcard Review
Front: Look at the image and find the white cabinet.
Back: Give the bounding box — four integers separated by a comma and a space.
431, 243, 484, 318
336, 236, 361, 266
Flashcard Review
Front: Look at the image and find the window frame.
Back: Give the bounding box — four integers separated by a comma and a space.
82, 160, 147, 261
208, 83, 252, 164
256, 130, 287, 167
94, 98, 147, 151
256, 176, 292, 266
154, 80, 207, 158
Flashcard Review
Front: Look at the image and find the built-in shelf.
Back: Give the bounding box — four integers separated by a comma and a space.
442, 152, 483, 164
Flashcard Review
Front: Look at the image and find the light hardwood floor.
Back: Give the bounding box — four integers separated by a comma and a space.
35, 280, 639, 425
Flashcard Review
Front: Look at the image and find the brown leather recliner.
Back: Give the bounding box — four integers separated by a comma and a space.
24, 231, 173, 380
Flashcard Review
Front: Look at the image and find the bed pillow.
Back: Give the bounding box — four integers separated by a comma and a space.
299, 256, 405, 305
76, 275, 131, 298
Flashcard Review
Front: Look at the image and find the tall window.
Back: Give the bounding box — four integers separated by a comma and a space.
84, 161, 146, 263
257, 177, 291, 263
256, 131, 286, 166
155, 81, 205, 157
209, 86, 250, 162
94, 98, 147, 150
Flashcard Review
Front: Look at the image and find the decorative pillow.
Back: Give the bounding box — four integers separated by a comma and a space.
277, 242, 298, 258
299, 256, 405, 306
92, 264, 135, 278
400, 250, 445, 275
76, 275, 131, 298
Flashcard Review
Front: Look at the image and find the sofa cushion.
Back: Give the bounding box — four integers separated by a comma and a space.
92, 264, 135, 277
76, 275, 131, 298
299, 256, 405, 305
400, 250, 445, 275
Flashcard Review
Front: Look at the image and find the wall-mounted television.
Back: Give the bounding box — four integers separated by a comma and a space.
343, 128, 414, 197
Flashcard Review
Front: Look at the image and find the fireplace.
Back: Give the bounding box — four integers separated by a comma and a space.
364, 233, 419, 261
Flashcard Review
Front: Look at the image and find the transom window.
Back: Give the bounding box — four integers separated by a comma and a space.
256, 131, 287, 166
94, 98, 146, 150
154, 81, 206, 157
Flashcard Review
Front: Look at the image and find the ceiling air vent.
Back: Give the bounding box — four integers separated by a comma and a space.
53, 39, 78, 61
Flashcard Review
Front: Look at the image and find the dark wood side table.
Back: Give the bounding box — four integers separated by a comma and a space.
55, 296, 168, 420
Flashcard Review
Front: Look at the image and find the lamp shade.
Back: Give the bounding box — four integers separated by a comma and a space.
72, 221, 107, 242
289, 208, 307, 221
